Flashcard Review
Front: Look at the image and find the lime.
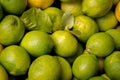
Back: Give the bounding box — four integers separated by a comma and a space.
28, 55, 61, 80
115, 1, 120, 22
0, 15, 25, 46
28, 0, 55, 9
57, 56, 72, 80
0, 0, 27, 15
20, 30, 54, 57
96, 11, 118, 31
0, 45, 31, 76
82, 0, 113, 18
86, 32, 115, 57
51, 30, 78, 57
106, 29, 120, 50
72, 15, 99, 43
104, 51, 120, 80
0, 65, 8, 80
72, 51, 99, 80
61, 1, 82, 16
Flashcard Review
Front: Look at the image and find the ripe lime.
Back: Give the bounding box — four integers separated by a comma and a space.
106, 29, 120, 50
44, 7, 63, 32
96, 11, 118, 31
51, 30, 78, 57
86, 32, 115, 57
0, 0, 27, 15
0, 65, 8, 80
72, 15, 99, 43
28, 55, 61, 80
72, 51, 99, 80
82, 0, 113, 18
104, 51, 120, 80
0, 45, 31, 76
0, 15, 25, 46
28, 0, 55, 9
20, 30, 54, 57
61, 1, 82, 16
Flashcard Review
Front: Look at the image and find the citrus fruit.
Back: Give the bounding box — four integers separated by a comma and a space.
0, 45, 31, 76
82, 0, 113, 18
0, 65, 8, 80
20, 30, 54, 57
86, 32, 115, 57
113, 0, 119, 5
104, 51, 120, 80
51, 30, 78, 57
72, 15, 99, 43
0, 0, 27, 15
96, 11, 118, 31
72, 50, 99, 80
61, 1, 82, 16
44, 7, 63, 32
28, 0, 55, 9
106, 29, 120, 50
115, 1, 120, 22
57, 56, 72, 80
28, 55, 61, 80
89, 76, 108, 80
0, 15, 25, 46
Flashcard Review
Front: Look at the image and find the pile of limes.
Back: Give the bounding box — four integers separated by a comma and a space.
0, 0, 120, 80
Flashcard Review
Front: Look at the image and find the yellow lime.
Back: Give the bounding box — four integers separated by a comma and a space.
96, 11, 118, 31
115, 1, 120, 22
61, 1, 82, 16
86, 32, 115, 57
20, 30, 54, 57
28, 55, 61, 80
82, 0, 113, 18
0, 45, 31, 76
0, 65, 8, 80
72, 15, 99, 43
51, 30, 78, 57
28, 0, 55, 9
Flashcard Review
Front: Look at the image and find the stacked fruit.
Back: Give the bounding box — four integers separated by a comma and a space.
0, 0, 120, 80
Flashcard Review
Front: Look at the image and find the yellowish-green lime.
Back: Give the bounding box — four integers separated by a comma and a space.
0, 45, 31, 76
20, 30, 54, 57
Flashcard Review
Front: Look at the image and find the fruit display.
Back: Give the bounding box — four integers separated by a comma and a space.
0, 0, 120, 80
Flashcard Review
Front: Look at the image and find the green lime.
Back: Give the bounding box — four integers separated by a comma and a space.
51, 30, 78, 57
86, 32, 115, 57
0, 45, 31, 76
20, 30, 54, 57
72, 51, 99, 80
28, 55, 61, 80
